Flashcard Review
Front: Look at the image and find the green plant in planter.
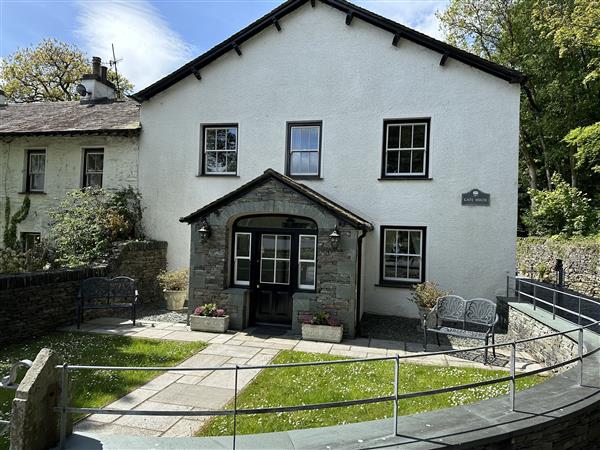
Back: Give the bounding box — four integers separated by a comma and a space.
410, 281, 452, 310
193, 303, 226, 317
157, 268, 189, 291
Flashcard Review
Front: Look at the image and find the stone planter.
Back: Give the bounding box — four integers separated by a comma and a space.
301, 323, 343, 343
190, 315, 229, 333
164, 290, 186, 310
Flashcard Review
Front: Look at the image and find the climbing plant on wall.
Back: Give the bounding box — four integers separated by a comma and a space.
3, 196, 31, 250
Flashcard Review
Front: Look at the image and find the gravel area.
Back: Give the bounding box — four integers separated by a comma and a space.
117, 304, 187, 323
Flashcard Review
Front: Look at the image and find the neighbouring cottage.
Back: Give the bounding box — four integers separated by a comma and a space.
0, 57, 140, 247
131, 0, 523, 336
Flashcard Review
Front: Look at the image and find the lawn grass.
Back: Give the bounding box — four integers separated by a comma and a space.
0, 331, 206, 450
200, 350, 544, 436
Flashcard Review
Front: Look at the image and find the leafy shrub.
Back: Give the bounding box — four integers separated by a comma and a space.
0, 243, 49, 273
193, 303, 225, 317
157, 268, 189, 291
47, 186, 144, 267
302, 311, 341, 327
410, 281, 452, 310
524, 174, 598, 237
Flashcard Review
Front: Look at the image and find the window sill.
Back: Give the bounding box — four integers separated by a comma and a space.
197, 174, 240, 178
378, 176, 432, 181
18, 191, 46, 195
287, 175, 323, 180
374, 282, 418, 289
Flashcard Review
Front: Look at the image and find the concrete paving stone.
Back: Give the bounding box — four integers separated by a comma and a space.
349, 345, 373, 354
87, 327, 126, 335
258, 348, 280, 355
369, 339, 405, 351
329, 349, 367, 358
137, 321, 172, 329
115, 401, 192, 432
201, 343, 261, 358
142, 373, 183, 391
161, 418, 205, 437
151, 383, 234, 409
342, 337, 370, 347
294, 340, 333, 354
223, 357, 250, 366
263, 342, 296, 350
199, 367, 261, 390
386, 349, 409, 357
367, 352, 389, 358
207, 333, 235, 344
75, 420, 161, 437
173, 353, 230, 377
163, 323, 189, 330
265, 337, 299, 346
133, 328, 174, 339
330, 344, 351, 352
246, 352, 274, 366
163, 331, 212, 342
178, 375, 207, 385
86, 317, 133, 326
223, 339, 245, 346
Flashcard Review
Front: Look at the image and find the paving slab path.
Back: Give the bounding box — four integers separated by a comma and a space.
63, 317, 541, 438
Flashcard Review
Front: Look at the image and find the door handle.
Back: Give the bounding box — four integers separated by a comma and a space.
256, 284, 260, 289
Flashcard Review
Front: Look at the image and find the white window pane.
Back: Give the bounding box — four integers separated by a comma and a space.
399, 151, 411, 173
291, 128, 302, 150
413, 125, 426, 148
400, 126, 412, 148
384, 230, 396, 253
236, 259, 250, 283
408, 256, 421, 280
261, 259, 275, 283
301, 127, 310, 149
412, 150, 424, 173
386, 151, 399, 174
206, 152, 217, 172
236, 233, 250, 257
397, 231, 409, 253
31, 154, 45, 173
384, 255, 396, 278
301, 152, 310, 173
387, 125, 400, 149
308, 152, 319, 174
206, 129, 216, 149
276, 235, 291, 259
227, 128, 237, 150
300, 236, 316, 260
226, 151, 237, 173
30, 174, 44, 191
308, 127, 319, 150
398, 256, 409, 278
409, 231, 421, 255
216, 152, 227, 172
290, 152, 302, 173
86, 173, 102, 187
262, 235, 275, 258
299, 262, 315, 287
216, 129, 226, 149
276, 260, 290, 284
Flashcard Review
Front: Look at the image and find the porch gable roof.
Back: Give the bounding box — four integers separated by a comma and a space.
179, 168, 374, 231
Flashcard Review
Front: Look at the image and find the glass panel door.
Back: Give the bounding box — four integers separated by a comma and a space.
260, 234, 291, 285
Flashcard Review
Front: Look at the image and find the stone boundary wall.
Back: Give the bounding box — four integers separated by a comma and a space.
506, 304, 577, 367
517, 237, 600, 297
0, 240, 167, 345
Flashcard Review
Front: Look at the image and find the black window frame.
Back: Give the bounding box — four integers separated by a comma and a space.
200, 123, 239, 176
82, 148, 104, 188
25, 149, 46, 193
20, 232, 41, 252
285, 121, 322, 179
378, 225, 427, 287
380, 118, 431, 180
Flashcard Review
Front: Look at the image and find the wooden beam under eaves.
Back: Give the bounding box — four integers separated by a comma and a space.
272, 17, 281, 32
232, 43, 242, 56
310, 0, 315, 6
345, 11, 353, 25
392, 33, 401, 47
191, 68, 201, 81
439, 53, 449, 66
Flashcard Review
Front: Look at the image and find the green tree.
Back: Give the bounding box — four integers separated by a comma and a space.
564, 122, 600, 174
524, 174, 598, 236
0, 38, 133, 102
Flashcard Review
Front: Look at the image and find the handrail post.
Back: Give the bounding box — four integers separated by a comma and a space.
552, 291, 556, 320
506, 275, 509, 298
509, 343, 516, 412
393, 354, 399, 436
578, 297, 582, 325
233, 365, 238, 450
578, 328, 584, 386
516, 278, 521, 303
59, 363, 68, 449
533, 284, 537, 310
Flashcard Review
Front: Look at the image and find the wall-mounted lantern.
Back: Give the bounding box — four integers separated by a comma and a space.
197, 219, 211, 243
329, 226, 340, 250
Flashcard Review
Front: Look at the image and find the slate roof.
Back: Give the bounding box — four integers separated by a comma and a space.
180, 168, 374, 231
0, 98, 141, 137
133, 0, 524, 101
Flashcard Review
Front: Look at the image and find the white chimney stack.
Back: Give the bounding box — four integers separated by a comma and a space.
79, 57, 116, 103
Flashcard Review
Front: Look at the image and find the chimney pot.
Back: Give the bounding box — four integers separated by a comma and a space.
92, 57, 101, 76
101, 66, 108, 81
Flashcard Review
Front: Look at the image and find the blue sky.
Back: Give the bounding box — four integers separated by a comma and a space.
0, 0, 448, 90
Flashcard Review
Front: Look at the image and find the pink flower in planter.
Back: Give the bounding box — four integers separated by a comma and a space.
194, 306, 205, 316
215, 309, 225, 317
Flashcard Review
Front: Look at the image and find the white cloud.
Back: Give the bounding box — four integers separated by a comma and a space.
357, 0, 448, 40
75, 1, 193, 91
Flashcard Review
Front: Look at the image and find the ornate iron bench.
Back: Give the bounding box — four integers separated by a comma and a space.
77, 277, 138, 329
423, 295, 498, 363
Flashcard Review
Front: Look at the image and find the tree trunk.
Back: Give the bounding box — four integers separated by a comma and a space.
521, 145, 538, 191
569, 149, 578, 187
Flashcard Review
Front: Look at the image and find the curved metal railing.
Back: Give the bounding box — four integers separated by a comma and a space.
6, 277, 599, 449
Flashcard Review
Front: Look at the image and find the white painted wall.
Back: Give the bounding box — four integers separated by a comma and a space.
0, 135, 138, 239
138, 2, 520, 318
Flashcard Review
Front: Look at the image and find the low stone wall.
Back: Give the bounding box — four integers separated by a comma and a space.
107, 240, 167, 304
506, 303, 577, 367
517, 237, 600, 297
0, 240, 167, 344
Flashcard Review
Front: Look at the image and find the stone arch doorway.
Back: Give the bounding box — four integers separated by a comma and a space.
232, 214, 318, 325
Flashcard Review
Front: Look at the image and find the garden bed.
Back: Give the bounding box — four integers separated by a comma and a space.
199, 350, 544, 436
0, 332, 206, 450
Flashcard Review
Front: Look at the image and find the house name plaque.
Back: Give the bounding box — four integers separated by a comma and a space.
461, 189, 490, 206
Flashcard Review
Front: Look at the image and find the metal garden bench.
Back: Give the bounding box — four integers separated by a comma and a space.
77, 276, 138, 329
423, 295, 498, 363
